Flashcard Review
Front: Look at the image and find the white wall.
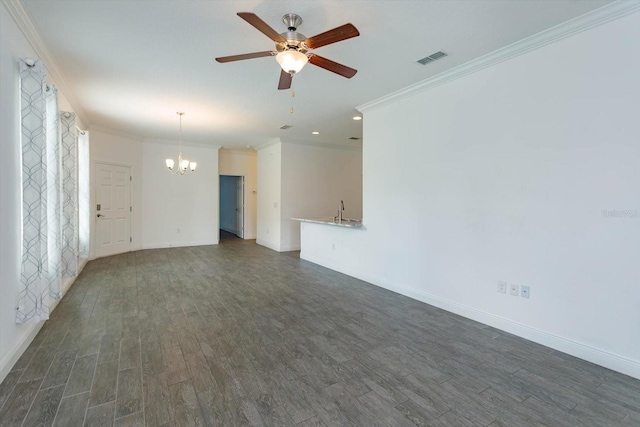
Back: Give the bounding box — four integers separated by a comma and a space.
0, 2, 86, 382
0, 1, 35, 383
90, 129, 144, 254
281, 143, 363, 251
141, 140, 220, 248
219, 148, 258, 239
301, 11, 640, 378
219, 175, 238, 234
257, 142, 282, 250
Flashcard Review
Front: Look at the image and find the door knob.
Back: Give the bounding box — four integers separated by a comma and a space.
97, 214, 104, 218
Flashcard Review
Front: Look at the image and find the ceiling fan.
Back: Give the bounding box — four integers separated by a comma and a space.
215, 12, 360, 90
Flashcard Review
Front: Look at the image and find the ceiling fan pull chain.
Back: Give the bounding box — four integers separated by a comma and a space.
290, 74, 296, 114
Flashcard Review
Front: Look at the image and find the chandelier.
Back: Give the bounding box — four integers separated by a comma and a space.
165, 112, 196, 175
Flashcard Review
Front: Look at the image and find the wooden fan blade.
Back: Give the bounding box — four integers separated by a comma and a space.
237, 12, 286, 43
304, 23, 359, 49
278, 70, 292, 90
215, 51, 274, 63
309, 55, 357, 78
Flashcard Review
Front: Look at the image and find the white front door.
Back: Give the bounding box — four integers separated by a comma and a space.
236, 176, 244, 238
95, 162, 131, 258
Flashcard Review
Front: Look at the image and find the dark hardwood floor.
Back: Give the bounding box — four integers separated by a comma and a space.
219, 230, 241, 242
0, 241, 638, 426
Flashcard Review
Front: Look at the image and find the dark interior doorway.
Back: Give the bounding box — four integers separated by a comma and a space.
219, 175, 244, 241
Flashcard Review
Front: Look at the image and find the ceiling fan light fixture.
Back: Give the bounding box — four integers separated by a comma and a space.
276, 50, 308, 74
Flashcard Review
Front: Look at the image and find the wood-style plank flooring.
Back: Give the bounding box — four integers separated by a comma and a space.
1, 240, 639, 426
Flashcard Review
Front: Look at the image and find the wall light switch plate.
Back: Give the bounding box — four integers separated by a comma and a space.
497, 281, 507, 294
510, 284, 519, 296
521, 285, 530, 298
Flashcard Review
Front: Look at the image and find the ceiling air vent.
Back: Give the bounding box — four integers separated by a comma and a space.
348, 137, 361, 140
280, 124, 293, 130
417, 51, 447, 65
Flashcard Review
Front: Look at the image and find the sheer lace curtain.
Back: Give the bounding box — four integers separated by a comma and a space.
17, 58, 90, 324
60, 112, 78, 278
45, 84, 62, 300
78, 131, 90, 259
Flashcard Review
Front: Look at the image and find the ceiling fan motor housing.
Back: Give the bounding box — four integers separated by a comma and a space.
282, 13, 302, 31
277, 31, 308, 53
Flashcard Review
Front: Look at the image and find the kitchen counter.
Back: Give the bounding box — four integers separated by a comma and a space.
292, 217, 363, 228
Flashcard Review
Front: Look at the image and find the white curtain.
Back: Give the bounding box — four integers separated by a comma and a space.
18, 59, 60, 322
60, 112, 78, 278
18, 59, 90, 323
78, 131, 90, 259
46, 85, 62, 299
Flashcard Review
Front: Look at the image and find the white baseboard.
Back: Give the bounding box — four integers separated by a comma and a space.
0, 321, 43, 384
256, 239, 300, 252
141, 240, 218, 250
300, 252, 640, 380
256, 239, 280, 252
243, 234, 257, 240
0, 259, 88, 383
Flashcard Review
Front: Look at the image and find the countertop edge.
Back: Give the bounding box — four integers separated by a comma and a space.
292, 217, 363, 228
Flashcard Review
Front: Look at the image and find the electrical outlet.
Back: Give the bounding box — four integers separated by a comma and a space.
510, 284, 519, 296
521, 285, 530, 298
497, 281, 507, 294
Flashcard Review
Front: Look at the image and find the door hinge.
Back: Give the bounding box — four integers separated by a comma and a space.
130, 237, 132, 242
130, 176, 132, 181
130, 206, 132, 212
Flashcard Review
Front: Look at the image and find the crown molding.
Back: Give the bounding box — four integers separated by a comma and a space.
2, 0, 90, 127
281, 140, 363, 153
219, 147, 257, 155
254, 137, 362, 153
255, 137, 283, 151
89, 124, 144, 142
90, 125, 220, 150
143, 138, 222, 150
358, 0, 640, 113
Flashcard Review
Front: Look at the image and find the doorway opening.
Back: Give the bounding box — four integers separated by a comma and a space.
219, 175, 244, 242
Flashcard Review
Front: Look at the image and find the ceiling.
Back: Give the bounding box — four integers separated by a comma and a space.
19, 0, 611, 149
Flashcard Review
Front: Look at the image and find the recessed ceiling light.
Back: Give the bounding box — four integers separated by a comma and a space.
353, 115, 362, 121
312, 131, 320, 135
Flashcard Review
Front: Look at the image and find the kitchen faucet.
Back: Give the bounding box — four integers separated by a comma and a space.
336, 200, 344, 222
